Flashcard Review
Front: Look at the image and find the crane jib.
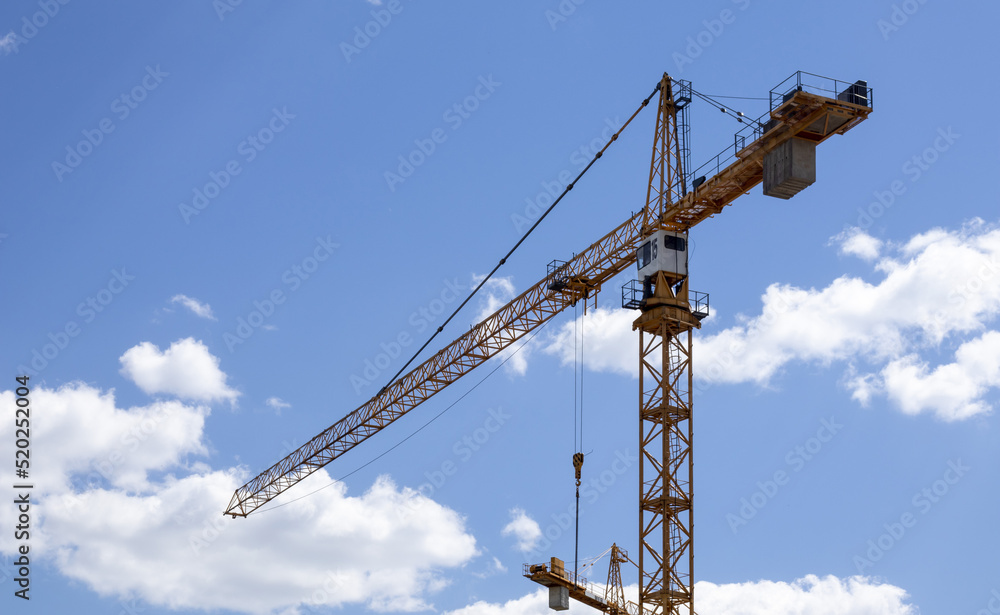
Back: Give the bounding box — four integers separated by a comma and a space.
224, 210, 647, 517
225, 74, 871, 519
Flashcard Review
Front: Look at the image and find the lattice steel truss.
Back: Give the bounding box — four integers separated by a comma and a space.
224, 77, 873, 614
634, 304, 697, 615
643, 75, 687, 235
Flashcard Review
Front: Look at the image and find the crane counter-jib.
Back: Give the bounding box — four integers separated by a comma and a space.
224, 79, 871, 519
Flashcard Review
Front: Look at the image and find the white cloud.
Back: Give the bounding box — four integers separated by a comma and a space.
878, 330, 1000, 421
0, 32, 18, 54
0, 383, 207, 496
444, 588, 567, 615
472, 275, 517, 324
696, 575, 916, 614
265, 396, 292, 415
119, 338, 240, 405
545, 220, 1000, 421
472, 556, 508, 579
444, 576, 916, 615
543, 307, 635, 377
501, 508, 542, 553
45, 473, 474, 614
0, 382, 479, 615
834, 228, 883, 261
170, 294, 217, 320
699, 220, 1000, 419
473, 275, 533, 376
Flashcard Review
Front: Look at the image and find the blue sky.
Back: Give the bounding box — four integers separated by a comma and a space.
1, 1, 998, 614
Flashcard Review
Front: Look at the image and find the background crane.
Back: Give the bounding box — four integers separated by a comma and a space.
225, 70, 872, 615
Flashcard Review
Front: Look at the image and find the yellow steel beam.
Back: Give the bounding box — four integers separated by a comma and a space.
224, 81, 870, 519
224, 210, 646, 517
660, 90, 871, 232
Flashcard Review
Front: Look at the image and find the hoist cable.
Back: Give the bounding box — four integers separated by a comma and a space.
376, 80, 663, 398
573, 300, 578, 453
691, 88, 764, 128
697, 93, 768, 101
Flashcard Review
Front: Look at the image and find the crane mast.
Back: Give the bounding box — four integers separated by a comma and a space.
526, 72, 870, 613
225, 70, 872, 615
636, 74, 697, 614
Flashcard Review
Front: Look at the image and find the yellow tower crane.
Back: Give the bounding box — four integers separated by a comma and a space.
224, 70, 872, 615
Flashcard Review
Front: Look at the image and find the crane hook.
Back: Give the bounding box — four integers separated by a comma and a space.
573, 452, 584, 487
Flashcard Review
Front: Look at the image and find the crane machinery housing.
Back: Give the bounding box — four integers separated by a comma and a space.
225, 70, 872, 615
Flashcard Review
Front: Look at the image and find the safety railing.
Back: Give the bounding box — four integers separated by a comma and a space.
621, 280, 709, 319
685, 71, 872, 193
770, 70, 873, 111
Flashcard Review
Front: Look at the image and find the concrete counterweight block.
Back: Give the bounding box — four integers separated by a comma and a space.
763, 137, 816, 199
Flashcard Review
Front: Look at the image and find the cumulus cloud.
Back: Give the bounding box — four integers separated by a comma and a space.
444, 588, 562, 615
501, 508, 542, 553
544, 220, 1000, 421
878, 330, 1000, 421
834, 228, 883, 261
472, 275, 534, 376
0, 382, 479, 615
265, 396, 291, 415
443, 576, 916, 615
472, 275, 517, 324
170, 294, 217, 320
478, 556, 508, 578
696, 575, 917, 614
543, 307, 635, 376
119, 338, 240, 405
1, 383, 207, 496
